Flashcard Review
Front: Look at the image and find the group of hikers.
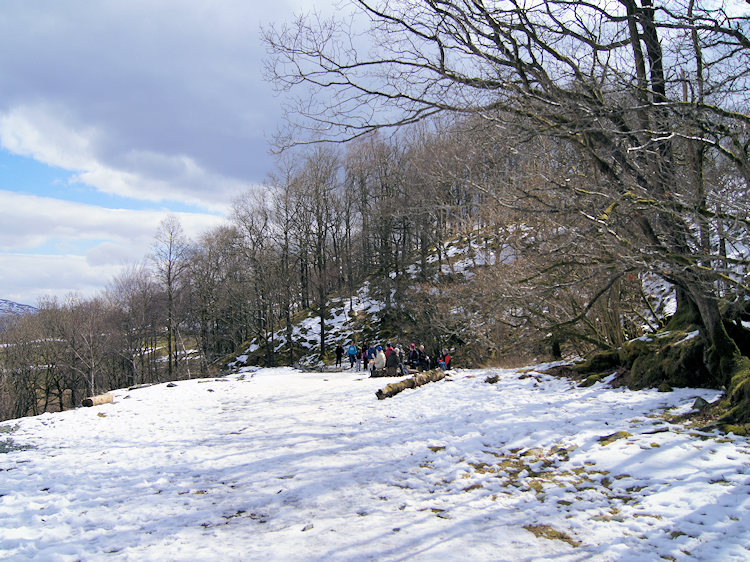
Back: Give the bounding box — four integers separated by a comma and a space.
335, 341, 452, 377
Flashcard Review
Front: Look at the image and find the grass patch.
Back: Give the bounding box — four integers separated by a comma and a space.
469, 461, 497, 474
598, 431, 632, 446
527, 479, 545, 493
0, 424, 19, 435
0, 438, 33, 454
523, 524, 581, 548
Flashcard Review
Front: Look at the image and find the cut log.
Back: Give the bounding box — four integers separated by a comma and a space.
375, 370, 446, 400
82, 393, 114, 407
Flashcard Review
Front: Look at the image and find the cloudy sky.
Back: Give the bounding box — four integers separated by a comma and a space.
0, 0, 328, 305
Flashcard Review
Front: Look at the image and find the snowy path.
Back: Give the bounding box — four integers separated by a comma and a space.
0, 366, 748, 561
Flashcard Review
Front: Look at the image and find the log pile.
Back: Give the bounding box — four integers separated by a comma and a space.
375, 369, 446, 400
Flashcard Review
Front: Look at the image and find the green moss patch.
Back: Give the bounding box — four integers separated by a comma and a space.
579, 374, 602, 387
573, 351, 619, 374
726, 357, 750, 423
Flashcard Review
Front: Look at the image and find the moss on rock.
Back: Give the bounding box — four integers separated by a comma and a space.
628, 333, 714, 390
579, 374, 602, 387
573, 329, 723, 391
617, 338, 654, 369
572, 350, 619, 374
565, 316, 750, 425
720, 424, 749, 437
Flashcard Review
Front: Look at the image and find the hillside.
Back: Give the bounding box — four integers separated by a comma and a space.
226, 233, 676, 371
1, 365, 748, 559
0, 299, 36, 317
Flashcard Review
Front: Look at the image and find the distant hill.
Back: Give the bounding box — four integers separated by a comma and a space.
0, 299, 37, 317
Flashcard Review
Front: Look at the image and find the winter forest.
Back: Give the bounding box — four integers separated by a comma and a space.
1, 0, 750, 426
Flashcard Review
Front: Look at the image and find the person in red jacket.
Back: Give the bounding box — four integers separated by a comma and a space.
439, 349, 452, 370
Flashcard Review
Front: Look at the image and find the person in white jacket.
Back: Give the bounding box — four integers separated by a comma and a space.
371, 345, 386, 376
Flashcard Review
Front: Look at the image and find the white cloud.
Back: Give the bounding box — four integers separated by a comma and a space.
0, 0, 311, 213
85, 242, 140, 267
0, 105, 256, 213
0, 190, 226, 251
0, 105, 99, 170
0, 190, 228, 303
0, 253, 121, 305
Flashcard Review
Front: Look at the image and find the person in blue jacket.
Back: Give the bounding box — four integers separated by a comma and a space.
346, 342, 358, 368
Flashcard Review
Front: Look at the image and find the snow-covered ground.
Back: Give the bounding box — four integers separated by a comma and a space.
1, 366, 748, 561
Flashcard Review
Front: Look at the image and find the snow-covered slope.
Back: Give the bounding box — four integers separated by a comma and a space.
230, 281, 386, 369
0, 299, 36, 317
1, 366, 747, 560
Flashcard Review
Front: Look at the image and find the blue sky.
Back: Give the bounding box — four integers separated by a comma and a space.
0, 0, 326, 305
0, 150, 208, 212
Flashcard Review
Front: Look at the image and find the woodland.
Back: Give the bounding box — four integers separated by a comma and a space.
1, 0, 750, 424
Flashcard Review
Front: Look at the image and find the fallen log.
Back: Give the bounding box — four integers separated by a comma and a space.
375, 369, 446, 400
128, 383, 153, 391
82, 393, 114, 407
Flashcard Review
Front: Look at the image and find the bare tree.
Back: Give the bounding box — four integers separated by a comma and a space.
184, 225, 248, 371
269, 159, 306, 365
151, 215, 191, 380
232, 192, 282, 366
107, 263, 162, 385
299, 146, 341, 359
0, 314, 43, 420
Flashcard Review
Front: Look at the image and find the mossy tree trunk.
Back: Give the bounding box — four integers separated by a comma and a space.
689, 289, 739, 383
686, 285, 750, 423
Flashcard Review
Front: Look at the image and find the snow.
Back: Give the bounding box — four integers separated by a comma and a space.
641, 273, 676, 319
1, 366, 748, 560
